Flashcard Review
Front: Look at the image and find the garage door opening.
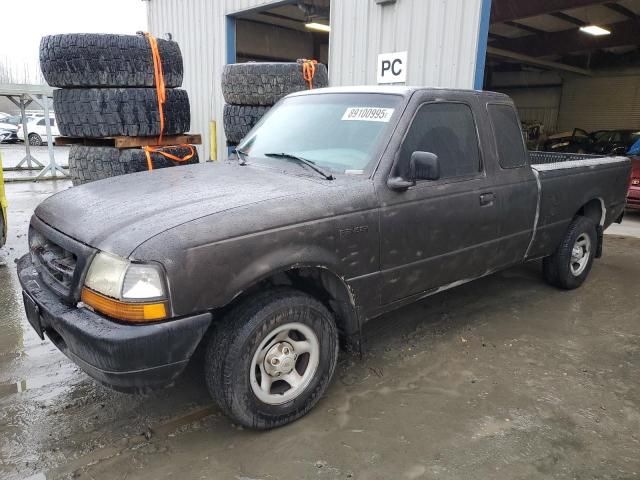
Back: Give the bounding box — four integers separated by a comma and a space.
481, 0, 640, 154
229, 1, 330, 66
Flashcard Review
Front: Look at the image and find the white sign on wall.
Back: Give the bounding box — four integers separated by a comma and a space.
377, 51, 408, 84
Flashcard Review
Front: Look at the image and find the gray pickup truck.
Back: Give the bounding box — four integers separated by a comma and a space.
18, 87, 630, 429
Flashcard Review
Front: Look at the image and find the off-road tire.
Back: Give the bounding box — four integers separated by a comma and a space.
68, 144, 199, 186
221, 62, 329, 106
54, 88, 190, 138
543, 216, 597, 290
40, 33, 183, 88
205, 288, 339, 429
223, 104, 270, 144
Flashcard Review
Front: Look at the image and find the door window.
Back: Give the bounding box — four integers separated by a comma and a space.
398, 103, 481, 180
488, 104, 527, 169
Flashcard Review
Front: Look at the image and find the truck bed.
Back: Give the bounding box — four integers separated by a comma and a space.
525, 151, 631, 260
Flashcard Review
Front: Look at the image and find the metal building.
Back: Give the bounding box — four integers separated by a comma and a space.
147, 0, 490, 161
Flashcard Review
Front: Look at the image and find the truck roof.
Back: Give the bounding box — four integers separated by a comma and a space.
288, 85, 511, 101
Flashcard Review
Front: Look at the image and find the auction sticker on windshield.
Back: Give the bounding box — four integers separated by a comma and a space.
342, 107, 394, 122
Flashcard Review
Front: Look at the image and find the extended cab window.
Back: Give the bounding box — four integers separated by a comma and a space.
488, 104, 527, 169
399, 103, 481, 180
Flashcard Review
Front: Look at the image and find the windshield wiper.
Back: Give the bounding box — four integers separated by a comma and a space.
264, 153, 334, 180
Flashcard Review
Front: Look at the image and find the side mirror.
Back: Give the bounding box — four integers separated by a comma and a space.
411, 151, 440, 181
387, 151, 440, 191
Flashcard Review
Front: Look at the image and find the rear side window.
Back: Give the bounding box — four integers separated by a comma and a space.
399, 102, 481, 180
488, 104, 527, 169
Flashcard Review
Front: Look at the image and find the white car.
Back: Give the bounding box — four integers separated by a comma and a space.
17, 116, 60, 146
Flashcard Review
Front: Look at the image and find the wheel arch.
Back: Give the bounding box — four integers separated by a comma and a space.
576, 197, 605, 226
219, 264, 361, 351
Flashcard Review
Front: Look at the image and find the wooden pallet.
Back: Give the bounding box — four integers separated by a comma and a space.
55, 134, 202, 149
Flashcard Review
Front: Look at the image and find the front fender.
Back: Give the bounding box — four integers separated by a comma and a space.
225, 244, 345, 304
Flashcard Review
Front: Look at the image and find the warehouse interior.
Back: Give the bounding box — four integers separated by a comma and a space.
484, 0, 640, 152
232, 1, 330, 65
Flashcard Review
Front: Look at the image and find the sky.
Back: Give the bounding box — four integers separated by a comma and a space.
0, 0, 148, 83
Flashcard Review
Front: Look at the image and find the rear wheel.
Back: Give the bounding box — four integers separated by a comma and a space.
543, 216, 597, 290
205, 288, 338, 429
28, 133, 43, 146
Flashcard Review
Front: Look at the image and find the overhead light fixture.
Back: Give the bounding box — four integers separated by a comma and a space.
579, 25, 611, 36
305, 22, 330, 33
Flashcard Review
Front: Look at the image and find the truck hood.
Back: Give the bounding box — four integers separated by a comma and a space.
35, 162, 333, 257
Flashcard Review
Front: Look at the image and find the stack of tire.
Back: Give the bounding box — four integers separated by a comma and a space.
39, 33, 198, 186
222, 61, 329, 146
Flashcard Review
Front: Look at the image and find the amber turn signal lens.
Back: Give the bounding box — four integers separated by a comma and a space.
81, 287, 167, 323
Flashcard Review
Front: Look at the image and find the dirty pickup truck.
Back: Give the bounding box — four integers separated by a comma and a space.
18, 87, 630, 429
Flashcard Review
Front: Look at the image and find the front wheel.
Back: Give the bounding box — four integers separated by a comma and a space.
543, 216, 597, 290
205, 288, 339, 429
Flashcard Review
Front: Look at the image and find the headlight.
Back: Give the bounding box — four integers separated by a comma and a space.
81, 252, 168, 322
632, 178, 640, 186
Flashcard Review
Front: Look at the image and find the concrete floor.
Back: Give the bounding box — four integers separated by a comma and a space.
1, 178, 640, 480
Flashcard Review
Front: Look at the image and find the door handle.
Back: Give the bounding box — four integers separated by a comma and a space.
479, 192, 495, 206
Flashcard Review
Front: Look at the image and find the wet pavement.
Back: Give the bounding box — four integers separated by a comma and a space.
1, 178, 640, 479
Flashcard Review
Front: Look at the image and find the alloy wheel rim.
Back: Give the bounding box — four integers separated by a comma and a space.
250, 322, 320, 405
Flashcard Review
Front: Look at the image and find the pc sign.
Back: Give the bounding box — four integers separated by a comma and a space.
377, 51, 408, 84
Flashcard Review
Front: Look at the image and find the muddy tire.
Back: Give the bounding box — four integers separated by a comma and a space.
40, 33, 183, 88
543, 216, 597, 290
205, 288, 338, 429
221, 62, 329, 106
54, 88, 190, 138
223, 104, 270, 144
68, 145, 199, 186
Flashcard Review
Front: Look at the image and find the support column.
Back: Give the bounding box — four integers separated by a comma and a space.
32, 94, 67, 180
8, 95, 43, 169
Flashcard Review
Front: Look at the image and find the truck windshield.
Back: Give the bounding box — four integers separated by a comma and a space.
237, 93, 402, 174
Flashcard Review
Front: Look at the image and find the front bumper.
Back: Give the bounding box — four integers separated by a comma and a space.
18, 254, 212, 392
627, 186, 640, 210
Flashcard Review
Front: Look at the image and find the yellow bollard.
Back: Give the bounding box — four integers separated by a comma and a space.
0, 152, 7, 246
209, 121, 217, 161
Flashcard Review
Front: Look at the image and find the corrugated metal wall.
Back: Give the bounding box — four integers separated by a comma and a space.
148, 0, 484, 161
498, 87, 562, 133
329, 0, 483, 88
558, 74, 640, 131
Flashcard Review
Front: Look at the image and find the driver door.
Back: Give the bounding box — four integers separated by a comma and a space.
377, 98, 501, 305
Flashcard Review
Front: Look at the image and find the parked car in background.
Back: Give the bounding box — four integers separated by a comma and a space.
4, 115, 26, 126
589, 130, 640, 156
545, 128, 640, 155
17, 116, 60, 146
544, 128, 592, 153
0, 120, 19, 143
627, 156, 640, 210
0, 127, 15, 143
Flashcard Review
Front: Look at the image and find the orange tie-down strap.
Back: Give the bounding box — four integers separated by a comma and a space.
143, 145, 196, 171
144, 32, 166, 143
299, 59, 318, 90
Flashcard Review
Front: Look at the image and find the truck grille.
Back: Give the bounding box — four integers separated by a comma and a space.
29, 228, 77, 297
